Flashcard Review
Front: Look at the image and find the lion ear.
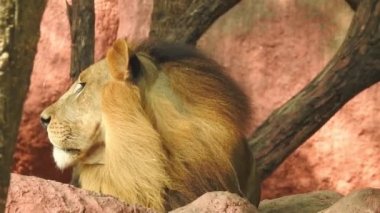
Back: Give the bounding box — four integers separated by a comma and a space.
106, 38, 132, 81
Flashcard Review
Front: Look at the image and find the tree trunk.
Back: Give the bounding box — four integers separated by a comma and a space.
248, 0, 380, 183
346, 0, 360, 10
0, 0, 46, 211
67, 0, 95, 79
149, 0, 240, 44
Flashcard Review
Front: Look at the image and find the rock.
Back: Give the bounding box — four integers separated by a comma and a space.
117, 0, 152, 42
319, 188, 380, 213
6, 173, 155, 213
6, 174, 257, 213
258, 190, 343, 213
171, 191, 258, 213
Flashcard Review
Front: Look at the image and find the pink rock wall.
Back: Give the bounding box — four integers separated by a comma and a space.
116, 0, 152, 42
14, 0, 380, 201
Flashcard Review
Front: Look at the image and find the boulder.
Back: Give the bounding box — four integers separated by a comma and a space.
6, 174, 256, 213
6, 173, 155, 213
171, 191, 258, 213
258, 190, 343, 213
319, 188, 380, 213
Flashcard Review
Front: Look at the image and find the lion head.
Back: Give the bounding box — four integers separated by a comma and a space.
40, 60, 109, 169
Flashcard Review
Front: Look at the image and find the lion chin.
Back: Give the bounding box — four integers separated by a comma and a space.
52, 147, 77, 170
40, 38, 259, 211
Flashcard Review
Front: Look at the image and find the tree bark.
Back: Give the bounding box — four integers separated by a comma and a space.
248, 0, 380, 184
346, 0, 360, 10
67, 0, 95, 79
149, 0, 240, 44
0, 0, 46, 211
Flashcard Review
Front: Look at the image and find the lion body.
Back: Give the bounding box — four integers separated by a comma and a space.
41, 39, 255, 211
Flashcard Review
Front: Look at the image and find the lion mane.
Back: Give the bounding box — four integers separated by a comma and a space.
41, 39, 257, 211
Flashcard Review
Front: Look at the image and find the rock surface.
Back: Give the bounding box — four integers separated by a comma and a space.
171, 191, 258, 213
319, 188, 380, 213
258, 190, 343, 213
6, 174, 256, 213
6, 173, 155, 213
6, 174, 380, 213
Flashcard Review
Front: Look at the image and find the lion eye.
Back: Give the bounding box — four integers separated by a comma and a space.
74, 82, 86, 94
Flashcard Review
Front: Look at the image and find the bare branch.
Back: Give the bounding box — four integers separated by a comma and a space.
346, 0, 360, 10
249, 0, 380, 184
149, 0, 240, 44
65, 1, 73, 27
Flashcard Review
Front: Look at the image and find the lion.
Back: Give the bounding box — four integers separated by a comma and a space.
40, 39, 259, 211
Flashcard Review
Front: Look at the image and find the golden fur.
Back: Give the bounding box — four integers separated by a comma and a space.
41, 39, 256, 211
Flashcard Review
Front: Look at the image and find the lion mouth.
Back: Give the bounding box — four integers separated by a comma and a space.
55, 146, 81, 154
64, 148, 81, 154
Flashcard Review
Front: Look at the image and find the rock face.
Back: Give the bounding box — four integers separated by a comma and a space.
6, 174, 256, 213
6, 174, 379, 213
319, 188, 380, 213
170, 191, 258, 213
258, 190, 343, 213
13, 0, 380, 201
6, 174, 155, 213
257, 188, 380, 213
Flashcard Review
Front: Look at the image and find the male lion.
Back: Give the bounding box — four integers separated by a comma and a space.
41, 39, 259, 211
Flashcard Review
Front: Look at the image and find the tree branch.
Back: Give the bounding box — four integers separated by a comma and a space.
67, 0, 95, 79
346, 0, 360, 10
248, 0, 380, 184
149, 0, 240, 44
0, 0, 46, 211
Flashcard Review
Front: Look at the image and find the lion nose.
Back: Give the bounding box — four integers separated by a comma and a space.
40, 115, 51, 128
